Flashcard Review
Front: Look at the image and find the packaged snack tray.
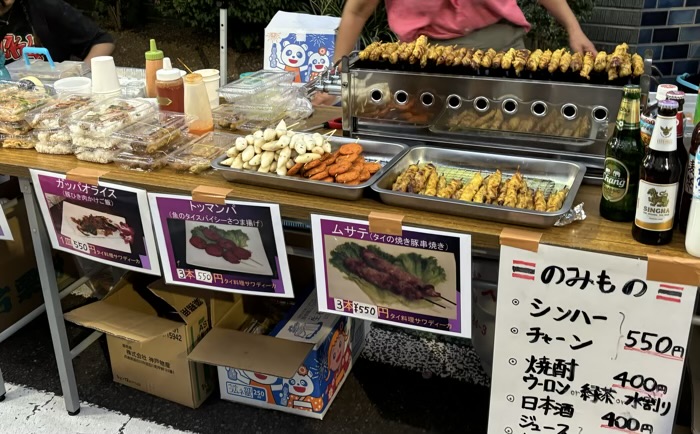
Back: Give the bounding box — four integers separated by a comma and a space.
0, 81, 52, 122
35, 128, 74, 154
35, 141, 74, 155
26, 94, 95, 129
69, 98, 156, 138
1, 133, 36, 149
74, 146, 125, 164
111, 111, 191, 153
168, 132, 234, 174
0, 120, 32, 135
217, 70, 294, 103
114, 134, 194, 172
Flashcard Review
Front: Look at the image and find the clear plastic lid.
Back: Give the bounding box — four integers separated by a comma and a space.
26, 94, 95, 129
220, 85, 296, 114
212, 104, 248, 131
218, 70, 294, 98
74, 146, 123, 164
0, 80, 52, 122
0, 119, 32, 135
114, 134, 193, 172
35, 127, 72, 144
6, 60, 82, 82
167, 131, 234, 174
111, 111, 192, 153
69, 97, 156, 138
0, 133, 36, 149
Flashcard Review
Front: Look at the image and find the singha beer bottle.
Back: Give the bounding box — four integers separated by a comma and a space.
667, 90, 687, 226
600, 85, 644, 222
633, 100, 682, 245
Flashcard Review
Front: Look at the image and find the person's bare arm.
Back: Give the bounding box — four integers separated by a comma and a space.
83, 42, 115, 64
333, 0, 382, 63
538, 0, 596, 54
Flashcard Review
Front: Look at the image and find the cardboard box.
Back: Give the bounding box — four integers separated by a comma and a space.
64, 276, 216, 408
0, 198, 76, 334
264, 11, 340, 83
188, 292, 368, 419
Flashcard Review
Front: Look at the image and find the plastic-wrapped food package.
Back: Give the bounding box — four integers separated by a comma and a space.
168, 131, 234, 174
1, 134, 36, 149
111, 111, 191, 154
69, 98, 156, 139
0, 81, 52, 122
74, 146, 126, 164
35, 141, 74, 154
34, 128, 74, 154
114, 134, 194, 172
26, 94, 95, 129
0, 120, 32, 135
217, 70, 294, 105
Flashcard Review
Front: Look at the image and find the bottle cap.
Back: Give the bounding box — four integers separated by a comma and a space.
667, 90, 685, 101
156, 67, 182, 82
145, 39, 164, 61
163, 57, 172, 70
658, 100, 679, 111
657, 84, 678, 101
623, 84, 641, 95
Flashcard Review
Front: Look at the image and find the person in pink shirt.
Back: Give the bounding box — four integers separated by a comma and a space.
333, 0, 596, 63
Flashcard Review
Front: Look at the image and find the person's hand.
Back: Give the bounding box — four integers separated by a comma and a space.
569, 28, 597, 55
312, 92, 340, 107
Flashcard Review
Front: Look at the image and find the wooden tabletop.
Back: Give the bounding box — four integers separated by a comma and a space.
0, 106, 691, 260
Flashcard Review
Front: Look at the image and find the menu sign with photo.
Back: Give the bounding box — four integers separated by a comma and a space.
311, 215, 472, 337
149, 193, 294, 297
0, 199, 12, 241
29, 169, 160, 275
488, 244, 697, 434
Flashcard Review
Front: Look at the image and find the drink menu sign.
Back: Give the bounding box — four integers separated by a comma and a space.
149, 193, 294, 297
311, 215, 472, 337
488, 243, 697, 434
0, 200, 12, 241
29, 169, 160, 275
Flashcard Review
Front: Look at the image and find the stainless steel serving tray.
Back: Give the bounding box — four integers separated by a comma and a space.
212, 136, 408, 201
371, 146, 586, 227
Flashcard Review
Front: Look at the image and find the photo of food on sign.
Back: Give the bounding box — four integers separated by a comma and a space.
44, 193, 146, 258
184, 221, 273, 276
325, 239, 458, 319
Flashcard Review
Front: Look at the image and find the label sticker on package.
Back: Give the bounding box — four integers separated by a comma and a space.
29, 169, 160, 274
0, 199, 13, 241
488, 244, 697, 434
149, 193, 293, 297
311, 215, 471, 337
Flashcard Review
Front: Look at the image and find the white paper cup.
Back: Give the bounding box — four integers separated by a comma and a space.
54, 77, 92, 95
194, 69, 220, 109
91, 56, 120, 94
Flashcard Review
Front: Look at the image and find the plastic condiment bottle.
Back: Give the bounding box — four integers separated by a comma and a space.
686, 148, 700, 257
156, 58, 184, 113
145, 39, 164, 98
184, 73, 213, 135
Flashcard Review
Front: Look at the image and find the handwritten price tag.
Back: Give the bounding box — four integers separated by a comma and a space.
195, 269, 213, 283
71, 239, 90, 254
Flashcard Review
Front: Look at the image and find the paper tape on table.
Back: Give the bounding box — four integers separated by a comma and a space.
65, 168, 108, 186
499, 227, 543, 252
191, 185, 233, 205
368, 211, 403, 236
647, 253, 700, 287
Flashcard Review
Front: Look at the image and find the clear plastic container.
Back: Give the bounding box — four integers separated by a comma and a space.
0, 80, 52, 122
217, 70, 294, 103
114, 134, 194, 171
111, 111, 192, 153
0, 120, 32, 135
35, 127, 71, 145
212, 104, 248, 131
6, 59, 82, 83
35, 140, 74, 155
26, 94, 95, 129
226, 86, 296, 120
74, 146, 125, 164
167, 131, 234, 174
69, 97, 156, 138
0, 133, 36, 149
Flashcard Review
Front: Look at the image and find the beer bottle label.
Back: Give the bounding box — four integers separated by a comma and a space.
634, 180, 678, 231
602, 157, 629, 202
640, 114, 654, 147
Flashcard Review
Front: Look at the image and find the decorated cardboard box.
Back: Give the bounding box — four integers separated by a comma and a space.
264, 11, 340, 83
188, 292, 369, 419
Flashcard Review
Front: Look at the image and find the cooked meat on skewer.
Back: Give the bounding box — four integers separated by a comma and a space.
619, 54, 632, 78
359, 41, 381, 60
610, 43, 628, 68
516, 180, 531, 209
399, 42, 416, 61
453, 185, 466, 199
631, 53, 644, 77
538, 49, 552, 70
513, 49, 530, 75
437, 175, 447, 193
501, 48, 516, 69
534, 189, 546, 211
594, 51, 607, 72
490, 109, 504, 129
548, 48, 564, 74
361, 249, 442, 298
460, 172, 484, 201
422, 165, 439, 196
580, 52, 595, 79
438, 178, 462, 198
473, 180, 489, 203
392, 164, 419, 191
570, 52, 583, 72
470, 49, 485, 69
381, 43, 400, 61
428, 45, 444, 61
492, 50, 506, 69
527, 49, 543, 71
559, 51, 572, 73
344, 257, 423, 300
546, 187, 568, 211
497, 180, 509, 205
452, 48, 469, 66
409, 164, 432, 193
486, 170, 502, 203
481, 48, 497, 68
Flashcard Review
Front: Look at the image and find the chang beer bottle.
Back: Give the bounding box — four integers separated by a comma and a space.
633, 100, 682, 245
600, 85, 644, 222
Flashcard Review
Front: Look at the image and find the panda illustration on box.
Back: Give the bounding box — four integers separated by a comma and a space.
307, 47, 331, 82
271, 40, 309, 83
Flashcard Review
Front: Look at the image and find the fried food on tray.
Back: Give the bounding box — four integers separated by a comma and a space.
438, 178, 462, 198
359, 42, 381, 60
470, 49, 485, 69
547, 49, 564, 74
486, 170, 502, 204
460, 172, 484, 201
632, 53, 644, 77
501, 48, 516, 69
473, 179, 489, 203
481, 48, 497, 68
422, 165, 439, 196
580, 52, 595, 79
594, 51, 607, 72
619, 54, 632, 78
570, 52, 583, 72
492, 50, 506, 69
513, 49, 530, 75
534, 189, 546, 211
538, 49, 552, 71
559, 51, 572, 73
392, 163, 418, 191
527, 49, 543, 72
409, 164, 433, 193
546, 187, 568, 211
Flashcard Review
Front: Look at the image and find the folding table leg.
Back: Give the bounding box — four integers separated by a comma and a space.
0, 367, 6, 401
19, 178, 80, 415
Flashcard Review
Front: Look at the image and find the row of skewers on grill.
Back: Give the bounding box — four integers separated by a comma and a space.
358, 36, 642, 80
392, 163, 568, 212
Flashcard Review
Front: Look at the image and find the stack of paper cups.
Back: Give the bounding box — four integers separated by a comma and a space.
91, 56, 121, 100
194, 69, 220, 109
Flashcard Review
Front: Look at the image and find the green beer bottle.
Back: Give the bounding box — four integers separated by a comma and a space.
600, 85, 644, 222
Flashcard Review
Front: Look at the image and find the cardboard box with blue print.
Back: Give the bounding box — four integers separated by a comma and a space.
64, 275, 216, 408
188, 291, 369, 419
264, 11, 340, 84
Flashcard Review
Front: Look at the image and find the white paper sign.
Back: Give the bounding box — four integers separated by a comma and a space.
489, 244, 697, 434
0, 198, 13, 241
